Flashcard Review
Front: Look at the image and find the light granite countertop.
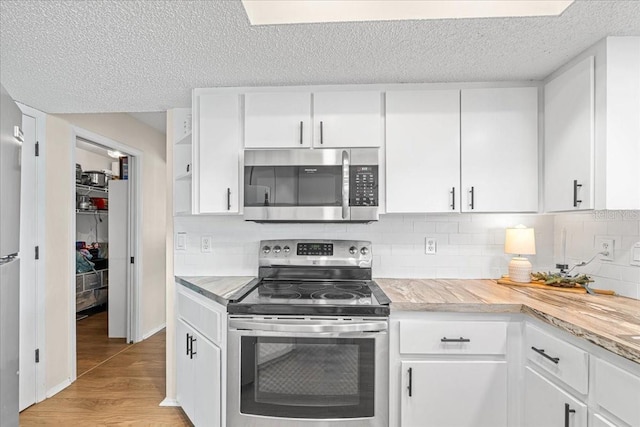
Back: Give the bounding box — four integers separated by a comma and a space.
175, 276, 640, 363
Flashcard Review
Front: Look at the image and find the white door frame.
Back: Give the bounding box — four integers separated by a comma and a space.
68, 126, 143, 381
16, 103, 47, 406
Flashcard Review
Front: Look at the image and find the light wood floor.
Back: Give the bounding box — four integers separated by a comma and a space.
20, 327, 191, 426
76, 311, 128, 376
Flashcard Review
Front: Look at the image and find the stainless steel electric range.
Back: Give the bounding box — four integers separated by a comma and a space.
227, 239, 390, 427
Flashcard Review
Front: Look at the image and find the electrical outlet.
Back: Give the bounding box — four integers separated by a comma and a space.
201, 236, 212, 253
631, 242, 640, 267
425, 238, 437, 255
595, 237, 614, 261
175, 232, 186, 251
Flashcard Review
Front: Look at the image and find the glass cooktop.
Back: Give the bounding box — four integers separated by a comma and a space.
238, 280, 378, 306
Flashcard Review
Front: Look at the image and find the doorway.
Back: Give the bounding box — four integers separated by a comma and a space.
70, 128, 142, 379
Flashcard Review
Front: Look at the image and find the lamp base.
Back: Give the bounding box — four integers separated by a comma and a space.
509, 257, 532, 283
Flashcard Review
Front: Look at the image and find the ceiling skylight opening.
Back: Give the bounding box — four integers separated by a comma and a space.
242, 0, 575, 26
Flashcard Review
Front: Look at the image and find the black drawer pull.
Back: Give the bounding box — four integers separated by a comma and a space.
564, 403, 575, 427
441, 337, 471, 343
189, 336, 197, 359
531, 346, 559, 364
573, 180, 582, 207
469, 186, 474, 209
407, 367, 412, 397
299, 121, 303, 145
450, 187, 456, 210
186, 333, 190, 355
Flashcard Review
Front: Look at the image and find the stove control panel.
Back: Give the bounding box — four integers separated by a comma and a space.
259, 240, 372, 267
297, 242, 333, 256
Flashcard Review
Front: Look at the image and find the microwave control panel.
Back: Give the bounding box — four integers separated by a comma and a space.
350, 166, 378, 207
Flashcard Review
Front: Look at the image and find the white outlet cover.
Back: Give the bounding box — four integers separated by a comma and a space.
595, 237, 614, 261
425, 237, 437, 255
201, 236, 213, 253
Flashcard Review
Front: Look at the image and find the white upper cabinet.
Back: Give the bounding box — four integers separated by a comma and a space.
544, 37, 640, 212
313, 91, 382, 148
461, 87, 539, 213
544, 56, 595, 212
386, 90, 460, 213
244, 92, 312, 148
194, 92, 242, 214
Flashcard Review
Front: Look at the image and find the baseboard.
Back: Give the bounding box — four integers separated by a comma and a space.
159, 397, 180, 407
142, 322, 166, 340
46, 378, 72, 398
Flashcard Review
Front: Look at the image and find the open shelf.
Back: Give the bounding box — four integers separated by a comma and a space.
175, 131, 192, 146
76, 209, 108, 215
76, 183, 108, 197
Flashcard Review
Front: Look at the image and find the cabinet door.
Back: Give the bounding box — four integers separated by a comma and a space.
245, 92, 311, 148
400, 361, 507, 427
386, 90, 460, 213
192, 329, 222, 427
544, 56, 594, 212
176, 319, 195, 423
195, 93, 241, 213
591, 413, 618, 427
313, 91, 382, 147
524, 367, 587, 427
461, 87, 538, 212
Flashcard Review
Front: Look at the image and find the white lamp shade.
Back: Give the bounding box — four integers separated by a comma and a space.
504, 226, 536, 255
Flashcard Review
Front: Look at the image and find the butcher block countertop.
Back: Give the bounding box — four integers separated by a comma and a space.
378, 278, 640, 364
176, 276, 640, 364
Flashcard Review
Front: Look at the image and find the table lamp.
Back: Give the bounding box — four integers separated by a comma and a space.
504, 225, 536, 283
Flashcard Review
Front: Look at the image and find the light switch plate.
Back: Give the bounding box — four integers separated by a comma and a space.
631, 242, 640, 266
176, 232, 186, 251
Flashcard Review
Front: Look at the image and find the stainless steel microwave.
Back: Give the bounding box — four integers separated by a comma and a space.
244, 149, 379, 222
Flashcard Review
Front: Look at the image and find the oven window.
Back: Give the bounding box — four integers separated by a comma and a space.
240, 337, 375, 419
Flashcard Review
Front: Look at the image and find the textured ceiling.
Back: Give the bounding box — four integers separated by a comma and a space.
1, 0, 639, 114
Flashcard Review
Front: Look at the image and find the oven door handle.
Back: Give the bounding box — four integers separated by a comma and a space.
229, 319, 387, 333
342, 150, 350, 220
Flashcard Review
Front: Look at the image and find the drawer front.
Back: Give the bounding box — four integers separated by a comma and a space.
399, 321, 507, 355
525, 324, 589, 394
594, 359, 640, 427
177, 287, 222, 345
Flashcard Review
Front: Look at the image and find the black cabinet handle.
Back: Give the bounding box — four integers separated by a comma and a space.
450, 187, 456, 210
227, 188, 231, 211
573, 180, 582, 207
299, 121, 303, 145
407, 367, 412, 397
189, 336, 197, 359
441, 337, 471, 343
564, 403, 576, 427
531, 346, 560, 364
469, 186, 474, 209
320, 121, 324, 144
186, 333, 190, 355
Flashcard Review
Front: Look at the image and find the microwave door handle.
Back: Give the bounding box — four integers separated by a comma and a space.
342, 150, 350, 219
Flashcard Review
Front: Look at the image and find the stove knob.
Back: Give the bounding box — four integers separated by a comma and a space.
360, 247, 369, 255
273, 245, 281, 253
349, 246, 358, 255
283, 246, 290, 253
262, 245, 271, 254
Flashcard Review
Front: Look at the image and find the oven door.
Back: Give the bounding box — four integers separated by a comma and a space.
228, 318, 389, 427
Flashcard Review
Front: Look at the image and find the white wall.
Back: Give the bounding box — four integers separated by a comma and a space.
174, 213, 556, 279
44, 113, 166, 393
554, 210, 640, 298
75, 147, 112, 173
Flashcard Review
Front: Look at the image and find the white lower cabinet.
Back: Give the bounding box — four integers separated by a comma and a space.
176, 318, 222, 427
400, 360, 507, 427
592, 413, 619, 427
175, 284, 226, 427
524, 367, 587, 427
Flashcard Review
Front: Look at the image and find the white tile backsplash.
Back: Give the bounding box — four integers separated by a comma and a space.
174, 213, 555, 281
554, 210, 640, 299
174, 210, 640, 299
